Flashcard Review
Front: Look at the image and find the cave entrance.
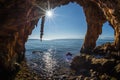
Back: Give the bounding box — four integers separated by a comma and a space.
25, 2, 87, 78
97, 21, 114, 46
25, 2, 116, 78
29, 2, 87, 40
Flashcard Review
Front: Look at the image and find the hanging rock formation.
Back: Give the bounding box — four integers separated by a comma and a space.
0, 0, 120, 77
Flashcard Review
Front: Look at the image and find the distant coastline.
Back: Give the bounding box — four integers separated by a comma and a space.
28, 38, 114, 41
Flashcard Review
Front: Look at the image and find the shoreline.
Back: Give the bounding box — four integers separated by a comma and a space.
14, 42, 120, 80
14, 54, 119, 80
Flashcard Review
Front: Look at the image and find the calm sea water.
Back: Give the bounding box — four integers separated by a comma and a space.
25, 39, 113, 78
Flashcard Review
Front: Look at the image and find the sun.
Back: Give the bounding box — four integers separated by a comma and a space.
46, 10, 53, 18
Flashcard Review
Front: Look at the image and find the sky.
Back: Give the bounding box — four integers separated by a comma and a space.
29, 2, 114, 40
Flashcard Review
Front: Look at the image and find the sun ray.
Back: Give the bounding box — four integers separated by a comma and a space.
46, 9, 53, 18
47, 0, 50, 10
32, 2, 46, 12
31, 0, 63, 40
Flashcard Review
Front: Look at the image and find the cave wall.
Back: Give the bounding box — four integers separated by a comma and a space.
79, 0, 120, 53
0, 0, 39, 73
95, 0, 120, 51
80, 1, 106, 53
0, 0, 120, 73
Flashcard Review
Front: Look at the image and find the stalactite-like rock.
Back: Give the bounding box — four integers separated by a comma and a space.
40, 16, 45, 41
0, 0, 120, 78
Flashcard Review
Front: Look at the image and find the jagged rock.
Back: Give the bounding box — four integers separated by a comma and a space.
70, 55, 91, 76
93, 42, 120, 59
94, 42, 116, 53
114, 63, 120, 78
115, 63, 120, 73
71, 54, 120, 79
91, 58, 116, 74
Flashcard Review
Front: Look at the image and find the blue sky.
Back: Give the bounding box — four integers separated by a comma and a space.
29, 2, 114, 40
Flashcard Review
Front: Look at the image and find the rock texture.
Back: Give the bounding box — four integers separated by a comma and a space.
80, 0, 120, 53
70, 54, 120, 79
0, 0, 120, 78
0, 0, 38, 76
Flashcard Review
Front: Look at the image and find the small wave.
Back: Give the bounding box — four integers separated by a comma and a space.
26, 47, 71, 78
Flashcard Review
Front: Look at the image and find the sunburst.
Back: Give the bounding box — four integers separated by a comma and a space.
32, 1, 57, 40
46, 10, 53, 18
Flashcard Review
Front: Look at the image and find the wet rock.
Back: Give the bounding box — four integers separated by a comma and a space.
94, 42, 114, 53
71, 54, 120, 79
92, 43, 120, 62
70, 55, 90, 75
15, 61, 42, 80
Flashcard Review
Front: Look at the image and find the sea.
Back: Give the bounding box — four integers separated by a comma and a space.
25, 39, 113, 78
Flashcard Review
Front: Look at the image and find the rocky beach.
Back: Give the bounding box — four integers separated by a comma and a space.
14, 42, 120, 80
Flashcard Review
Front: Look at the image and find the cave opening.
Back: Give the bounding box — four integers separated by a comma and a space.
25, 2, 116, 78
29, 2, 87, 40
97, 21, 114, 46
0, 0, 120, 79
25, 2, 87, 78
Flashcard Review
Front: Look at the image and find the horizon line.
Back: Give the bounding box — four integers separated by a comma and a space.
28, 37, 114, 41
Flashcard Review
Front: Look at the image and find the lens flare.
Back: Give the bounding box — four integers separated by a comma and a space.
46, 10, 53, 18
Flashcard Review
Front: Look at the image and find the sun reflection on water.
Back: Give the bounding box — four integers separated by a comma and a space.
42, 48, 57, 77
26, 46, 71, 79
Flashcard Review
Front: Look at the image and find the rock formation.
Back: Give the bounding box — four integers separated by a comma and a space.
70, 54, 120, 79
0, 0, 120, 78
